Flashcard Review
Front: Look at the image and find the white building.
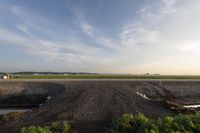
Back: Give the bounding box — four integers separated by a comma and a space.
0, 74, 10, 79
2, 75, 8, 79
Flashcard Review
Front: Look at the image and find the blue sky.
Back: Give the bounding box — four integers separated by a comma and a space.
0, 0, 200, 74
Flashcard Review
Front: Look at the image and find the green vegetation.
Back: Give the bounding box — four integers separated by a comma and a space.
0, 112, 24, 122
20, 126, 51, 133
8, 113, 200, 133
49, 121, 71, 133
20, 121, 71, 133
12, 74, 200, 79
106, 113, 200, 133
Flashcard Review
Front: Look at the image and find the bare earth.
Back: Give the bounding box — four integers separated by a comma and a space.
0, 79, 200, 133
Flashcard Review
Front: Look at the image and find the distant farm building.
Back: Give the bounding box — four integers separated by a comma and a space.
0, 74, 11, 79
2, 75, 8, 79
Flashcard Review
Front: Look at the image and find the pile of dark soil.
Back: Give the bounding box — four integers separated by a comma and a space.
136, 81, 200, 104
0, 80, 200, 133
0, 82, 65, 108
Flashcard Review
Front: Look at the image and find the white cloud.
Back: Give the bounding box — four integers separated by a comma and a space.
68, 0, 200, 74
10, 5, 62, 40
120, 26, 160, 47
119, 0, 186, 51
1, 1, 200, 73
80, 22, 94, 37
16, 24, 29, 33
0, 5, 115, 66
117, 0, 200, 74
78, 20, 117, 49
0, 25, 115, 67
136, 0, 178, 24
120, 0, 178, 49
162, 0, 177, 14
181, 41, 200, 55
67, 4, 119, 50
0, 28, 29, 44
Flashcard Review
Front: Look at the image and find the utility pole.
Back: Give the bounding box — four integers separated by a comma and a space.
159, 79, 162, 87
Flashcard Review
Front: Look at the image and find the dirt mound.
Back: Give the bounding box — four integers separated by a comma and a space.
3, 81, 175, 133
1, 80, 200, 133
0, 82, 65, 108
136, 81, 200, 104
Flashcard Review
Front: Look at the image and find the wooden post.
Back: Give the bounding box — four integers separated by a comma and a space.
159, 79, 162, 87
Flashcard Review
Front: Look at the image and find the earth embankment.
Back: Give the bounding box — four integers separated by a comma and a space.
0, 80, 200, 133
0, 81, 65, 108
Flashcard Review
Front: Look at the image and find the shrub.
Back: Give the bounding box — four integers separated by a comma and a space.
20, 121, 70, 133
50, 121, 71, 133
111, 114, 135, 133
0, 112, 24, 121
20, 126, 52, 133
107, 113, 200, 133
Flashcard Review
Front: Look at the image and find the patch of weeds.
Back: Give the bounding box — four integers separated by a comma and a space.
20, 121, 71, 133
20, 126, 52, 133
106, 113, 200, 133
49, 121, 71, 133
0, 112, 24, 122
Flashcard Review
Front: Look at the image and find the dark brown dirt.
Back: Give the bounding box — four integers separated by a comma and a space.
0, 82, 65, 108
0, 80, 200, 133
136, 81, 200, 104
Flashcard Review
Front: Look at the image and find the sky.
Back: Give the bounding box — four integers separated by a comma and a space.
0, 0, 200, 74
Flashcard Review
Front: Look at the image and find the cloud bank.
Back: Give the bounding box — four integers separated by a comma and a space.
0, 0, 200, 74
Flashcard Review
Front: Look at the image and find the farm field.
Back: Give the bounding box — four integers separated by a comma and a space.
11, 74, 200, 80
0, 80, 200, 132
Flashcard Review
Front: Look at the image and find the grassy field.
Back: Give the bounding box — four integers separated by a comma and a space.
12, 74, 200, 79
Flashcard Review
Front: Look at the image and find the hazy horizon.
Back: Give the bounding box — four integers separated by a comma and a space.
0, 0, 200, 75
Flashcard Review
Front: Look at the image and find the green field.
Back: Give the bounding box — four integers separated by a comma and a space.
12, 74, 200, 79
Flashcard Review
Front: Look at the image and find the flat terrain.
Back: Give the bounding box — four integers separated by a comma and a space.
2, 79, 200, 82
0, 80, 200, 132
11, 74, 200, 80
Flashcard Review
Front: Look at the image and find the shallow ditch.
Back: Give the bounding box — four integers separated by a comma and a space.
136, 89, 200, 113
0, 82, 65, 115
0, 108, 32, 115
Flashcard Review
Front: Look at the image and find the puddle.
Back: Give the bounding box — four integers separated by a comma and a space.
46, 95, 52, 101
0, 108, 32, 115
136, 91, 151, 100
183, 104, 200, 109
0, 95, 53, 115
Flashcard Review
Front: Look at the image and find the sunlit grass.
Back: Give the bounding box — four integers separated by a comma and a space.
12, 74, 200, 79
